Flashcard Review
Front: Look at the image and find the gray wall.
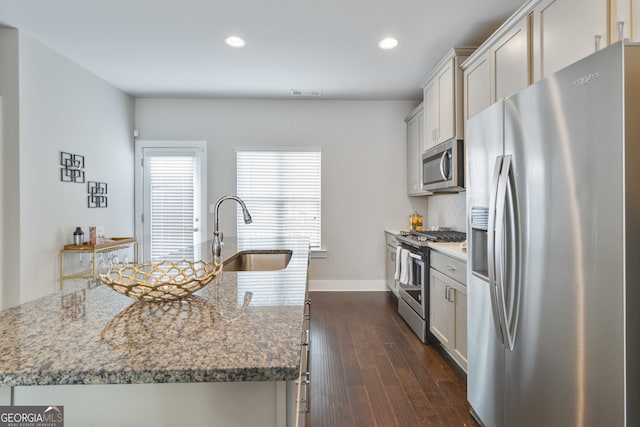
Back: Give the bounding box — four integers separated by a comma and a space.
0, 30, 135, 306
135, 98, 428, 288
0, 29, 20, 308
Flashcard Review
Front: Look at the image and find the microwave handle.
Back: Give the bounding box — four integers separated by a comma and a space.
439, 151, 449, 180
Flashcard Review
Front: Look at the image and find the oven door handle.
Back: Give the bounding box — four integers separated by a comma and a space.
408, 252, 422, 261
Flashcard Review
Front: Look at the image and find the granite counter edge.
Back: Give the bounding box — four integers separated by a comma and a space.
0, 365, 300, 387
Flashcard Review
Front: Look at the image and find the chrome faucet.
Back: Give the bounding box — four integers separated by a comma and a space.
212, 195, 252, 261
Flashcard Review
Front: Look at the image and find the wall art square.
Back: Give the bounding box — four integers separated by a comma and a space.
60, 152, 85, 183
87, 181, 108, 208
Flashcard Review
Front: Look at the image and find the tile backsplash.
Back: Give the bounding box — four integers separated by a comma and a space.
426, 193, 466, 232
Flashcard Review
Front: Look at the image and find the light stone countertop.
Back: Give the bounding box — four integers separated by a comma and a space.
384, 228, 404, 236
0, 236, 309, 386
427, 242, 467, 262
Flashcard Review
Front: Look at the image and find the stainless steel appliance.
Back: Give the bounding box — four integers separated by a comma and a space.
397, 241, 430, 343
405, 229, 466, 243
422, 139, 464, 192
466, 42, 640, 427
396, 230, 466, 342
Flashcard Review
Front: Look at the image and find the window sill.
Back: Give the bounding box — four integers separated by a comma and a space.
310, 248, 327, 259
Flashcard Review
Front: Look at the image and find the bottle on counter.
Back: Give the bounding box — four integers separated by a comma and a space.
73, 227, 84, 246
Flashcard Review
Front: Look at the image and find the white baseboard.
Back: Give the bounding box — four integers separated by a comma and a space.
308, 280, 388, 292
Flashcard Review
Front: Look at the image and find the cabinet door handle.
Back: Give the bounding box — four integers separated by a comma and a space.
617, 21, 625, 41
445, 285, 450, 301
594, 34, 602, 51
304, 298, 311, 320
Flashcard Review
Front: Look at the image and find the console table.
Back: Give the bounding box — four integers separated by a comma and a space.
59, 237, 138, 289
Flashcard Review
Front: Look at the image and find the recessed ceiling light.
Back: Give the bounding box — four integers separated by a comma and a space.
225, 36, 246, 48
378, 37, 398, 50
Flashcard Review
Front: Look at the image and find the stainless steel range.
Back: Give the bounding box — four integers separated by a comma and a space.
395, 229, 466, 343
404, 230, 467, 243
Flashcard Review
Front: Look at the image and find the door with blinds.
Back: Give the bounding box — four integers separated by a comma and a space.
135, 141, 207, 262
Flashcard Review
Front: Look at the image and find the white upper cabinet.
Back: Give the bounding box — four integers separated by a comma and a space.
531, 0, 610, 81
406, 103, 430, 196
463, 51, 492, 122
462, 4, 532, 122
463, 0, 614, 123
421, 48, 475, 150
494, 16, 530, 100
423, 80, 439, 150
437, 60, 455, 144
610, 0, 640, 42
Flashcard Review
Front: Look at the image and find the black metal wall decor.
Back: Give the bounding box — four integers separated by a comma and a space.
87, 181, 108, 208
60, 152, 85, 183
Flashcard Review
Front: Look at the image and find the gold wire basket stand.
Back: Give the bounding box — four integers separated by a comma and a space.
99, 260, 223, 302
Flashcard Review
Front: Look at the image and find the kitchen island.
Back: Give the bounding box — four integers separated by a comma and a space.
0, 236, 309, 427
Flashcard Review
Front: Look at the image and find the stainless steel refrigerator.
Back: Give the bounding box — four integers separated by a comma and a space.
465, 41, 640, 427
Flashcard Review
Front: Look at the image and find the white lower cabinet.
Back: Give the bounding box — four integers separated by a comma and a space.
429, 252, 467, 370
385, 232, 400, 296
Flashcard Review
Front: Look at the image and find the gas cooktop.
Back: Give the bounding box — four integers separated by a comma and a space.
403, 230, 467, 243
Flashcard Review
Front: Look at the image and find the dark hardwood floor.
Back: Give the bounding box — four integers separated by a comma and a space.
308, 291, 478, 427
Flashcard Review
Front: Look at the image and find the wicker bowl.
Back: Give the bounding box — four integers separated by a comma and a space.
99, 260, 223, 302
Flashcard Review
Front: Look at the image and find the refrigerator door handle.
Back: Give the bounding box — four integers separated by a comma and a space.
488, 155, 506, 344
501, 161, 522, 351
495, 155, 512, 348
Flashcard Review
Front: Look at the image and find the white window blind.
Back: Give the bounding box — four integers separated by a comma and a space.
236, 150, 321, 248
147, 155, 197, 261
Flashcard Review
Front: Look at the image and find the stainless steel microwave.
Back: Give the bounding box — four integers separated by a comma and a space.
422, 139, 464, 192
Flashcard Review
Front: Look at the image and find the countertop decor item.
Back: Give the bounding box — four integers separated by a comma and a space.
73, 227, 84, 246
99, 259, 223, 302
409, 213, 423, 231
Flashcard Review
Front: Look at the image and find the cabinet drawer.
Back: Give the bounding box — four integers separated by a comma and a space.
430, 251, 466, 284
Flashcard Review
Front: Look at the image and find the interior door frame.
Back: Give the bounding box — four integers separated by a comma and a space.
134, 140, 207, 262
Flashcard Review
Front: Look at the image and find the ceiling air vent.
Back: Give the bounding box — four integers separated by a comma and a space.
290, 89, 322, 97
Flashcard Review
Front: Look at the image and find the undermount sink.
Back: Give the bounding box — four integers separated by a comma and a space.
222, 249, 292, 272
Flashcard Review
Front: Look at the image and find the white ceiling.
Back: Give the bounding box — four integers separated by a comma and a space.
0, 0, 526, 100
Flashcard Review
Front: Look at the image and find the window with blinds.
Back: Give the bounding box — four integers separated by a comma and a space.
236, 150, 321, 249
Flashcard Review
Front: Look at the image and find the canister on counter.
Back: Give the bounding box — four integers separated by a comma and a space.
410, 213, 423, 231
73, 227, 84, 246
